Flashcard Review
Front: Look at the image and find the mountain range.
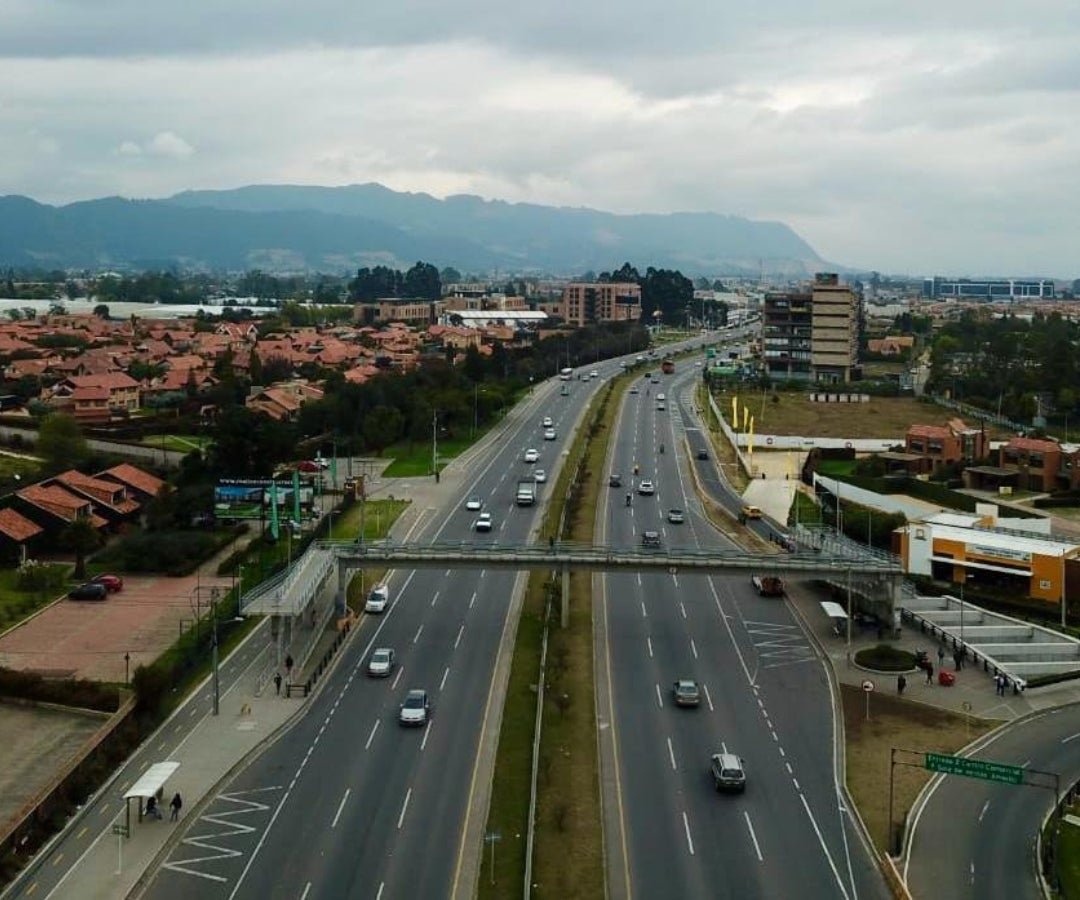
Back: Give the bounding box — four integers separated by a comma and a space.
0, 183, 825, 276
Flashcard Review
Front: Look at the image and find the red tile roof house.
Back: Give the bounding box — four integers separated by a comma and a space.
246, 382, 325, 421
998, 436, 1066, 492
12, 483, 109, 540
0, 507, 44, 563
50, 372, 141, 417
51, 470, 141, 527
97, 463, 168, 504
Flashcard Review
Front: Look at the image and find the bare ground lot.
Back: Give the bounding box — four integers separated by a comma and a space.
0, 704, 106, 827
714, 391, 1012, 440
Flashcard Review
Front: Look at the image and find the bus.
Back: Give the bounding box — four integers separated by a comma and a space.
559, 367, 573, 381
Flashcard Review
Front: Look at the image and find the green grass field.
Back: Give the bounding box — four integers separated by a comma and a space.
139, 434, 212, 453
0, 564, 70, 633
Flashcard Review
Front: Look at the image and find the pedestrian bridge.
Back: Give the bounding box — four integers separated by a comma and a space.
240, 538, 903, 620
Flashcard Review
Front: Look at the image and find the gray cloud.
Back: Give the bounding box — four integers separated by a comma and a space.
0, 2, 1078, 275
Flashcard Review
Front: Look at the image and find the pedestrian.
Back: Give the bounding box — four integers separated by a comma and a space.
285, 654, 294, 678
897, 674, 907, 696
954, 648, 963, 671
170, 792, 182, 822
997, 673, 1007, 696
926, 662, 934, 685
146, 795, 162, 820
274, 672, 282, 696
937, 646, 945, 669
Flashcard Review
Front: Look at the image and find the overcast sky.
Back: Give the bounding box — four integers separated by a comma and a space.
2, 1, 1077, 277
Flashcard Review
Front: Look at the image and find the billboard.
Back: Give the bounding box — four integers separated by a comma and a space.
214, 479, 315, 520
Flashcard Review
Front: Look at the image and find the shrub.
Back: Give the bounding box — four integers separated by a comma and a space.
854, 644, 916, 672
15, 558, 67, 593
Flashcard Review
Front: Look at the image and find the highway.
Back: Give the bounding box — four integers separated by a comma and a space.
139, 343, 741, 900
905, 703, 1080, 899
597, 360, 889, 899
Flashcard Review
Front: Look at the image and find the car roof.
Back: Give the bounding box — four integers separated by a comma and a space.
405, 688, 426, 699
373, 647, 392, 656
712, 752, 742, 768
675, 679, 698, 688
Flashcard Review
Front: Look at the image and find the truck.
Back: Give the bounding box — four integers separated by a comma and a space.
516, 479, 536, 506
752, 575, 785, 597
661, 358, 675, 374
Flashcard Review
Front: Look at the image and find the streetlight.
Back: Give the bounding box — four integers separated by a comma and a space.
959, 571, 973, 650
432, 409, 439, 482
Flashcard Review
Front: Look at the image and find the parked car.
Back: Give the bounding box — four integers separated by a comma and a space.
474, 512, 493, 532
69, 582, 108, 601
710, 752, 747, 793
672, 679, 701, 707
399, 689, 430, 726
367, 647, 395, 677
465, 495, 483, 511
92, 574, 124, 592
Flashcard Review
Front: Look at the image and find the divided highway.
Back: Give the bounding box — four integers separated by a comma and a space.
140, 362, 624, 900
597, 363, 889, 899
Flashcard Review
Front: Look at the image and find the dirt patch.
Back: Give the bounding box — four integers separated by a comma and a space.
0, 704, 106, 827
711, 390, 1011, 441
842, 684, 999, 853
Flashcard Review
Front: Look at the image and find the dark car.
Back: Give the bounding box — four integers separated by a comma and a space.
92, 574, 124, 593
710, 752, 747, 793
696, 447, 709, 460
69, 582, 108, 601
642, 531, 662, 548
609, 474, 622, 488
672, 679, 701, 707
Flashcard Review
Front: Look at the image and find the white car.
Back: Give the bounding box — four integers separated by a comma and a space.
399, 689, 430, 727
534, 469, 547, 483
524, 448, 540, 463
365, 584, 390, 613
367, 647, 395, 677
544, 429, 557, 441
465, 495, 482, 511
637, 480, 655, 496
542, 416, 553, 428
474, 512, 493, 532
589, 370, 599, 378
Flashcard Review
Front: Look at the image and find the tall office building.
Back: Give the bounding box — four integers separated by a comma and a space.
762, 273, 860, 383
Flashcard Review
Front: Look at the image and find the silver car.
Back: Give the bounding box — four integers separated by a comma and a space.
367, 648, 395, 677
399, 689, 430, 726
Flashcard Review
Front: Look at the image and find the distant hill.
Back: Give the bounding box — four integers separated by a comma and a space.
0, 184, 825, 275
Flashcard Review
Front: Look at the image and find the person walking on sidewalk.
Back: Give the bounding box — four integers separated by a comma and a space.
926, 662, 934, 685
146, 795, 162, 820
897, 674, 907, 696
954, 648, 963, 671
170, 792, 182, 822
274, 672, 282, 695
937, 645, 945, 669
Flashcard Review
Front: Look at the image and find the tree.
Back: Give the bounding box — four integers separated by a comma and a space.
93, 304, 110, 319
59, 518, 103, 579
363, 405, 404, 455
38, 413, 89, 470
404, 262, 441, 300
440, 266, 462, 284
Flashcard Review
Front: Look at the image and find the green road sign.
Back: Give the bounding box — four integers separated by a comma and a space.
925, 752, 1024, 785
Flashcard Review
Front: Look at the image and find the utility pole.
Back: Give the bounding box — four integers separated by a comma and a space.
432, 409, 439, 481
211, 588, 221, 715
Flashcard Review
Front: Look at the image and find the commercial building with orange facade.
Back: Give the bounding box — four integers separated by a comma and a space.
897, 511, 1080, 606
559, 282, 641, 327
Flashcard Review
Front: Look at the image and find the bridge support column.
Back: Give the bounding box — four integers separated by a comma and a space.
561, 563, 570, 628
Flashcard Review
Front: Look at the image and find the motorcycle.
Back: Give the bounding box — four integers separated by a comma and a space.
625, 493, 632, 507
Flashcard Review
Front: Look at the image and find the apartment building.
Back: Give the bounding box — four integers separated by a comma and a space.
762, 273, 860, 383
559, 283, 641, 327
905, 419, 987, 473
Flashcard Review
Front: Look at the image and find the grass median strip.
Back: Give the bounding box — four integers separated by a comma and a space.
479, 381, 620, 899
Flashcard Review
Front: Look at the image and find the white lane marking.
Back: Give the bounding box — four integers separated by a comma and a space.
397, 787, 412, 829
1062, 732, 1080, 744
679, 602, 687, 619
365, 720, 380, 750
672, 574, 679, 588
744, 811, 764, 861
301, 883, 312, 900
440, 666, 450, 691
391, 667, 404, 690
970, 861, 975, 883
376, 883, 385, 900
682, 811, 695, 856
469, 591, 477, 609
690, 638, 698, 659
647, 637, 653, 658
799, 793, 850, 898
455, 624, 465, 649
413, 624, 424, 644
667, 737, 677, 771
655, 684, 663, 708
977, 799, 990, 822
636, 573, 642, 587
421, 722, 432, 751
331, 789, 350, 828
431, 591, 440, 607
641, 601, 647, 618
703, 683, 714, 711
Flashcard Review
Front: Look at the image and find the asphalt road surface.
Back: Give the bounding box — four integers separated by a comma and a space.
905, 703, 1080, 899
597, 362, 889, 900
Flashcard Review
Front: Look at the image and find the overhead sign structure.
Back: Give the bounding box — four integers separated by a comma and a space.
924, 752, 1025, 785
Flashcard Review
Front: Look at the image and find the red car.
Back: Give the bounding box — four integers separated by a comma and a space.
92, 574, 124, 593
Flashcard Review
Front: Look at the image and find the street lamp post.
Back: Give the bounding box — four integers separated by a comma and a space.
432, 409, 439, 481
211, 588, 221, 715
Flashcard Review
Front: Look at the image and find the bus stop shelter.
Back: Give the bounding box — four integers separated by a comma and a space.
122, 761, 179, 827
820, 600, 849, 636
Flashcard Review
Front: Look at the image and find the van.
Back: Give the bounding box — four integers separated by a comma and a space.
365, 583, 390, 613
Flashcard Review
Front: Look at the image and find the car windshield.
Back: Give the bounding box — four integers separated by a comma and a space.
404, 692, 425, 708
373, 651, 390, 663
